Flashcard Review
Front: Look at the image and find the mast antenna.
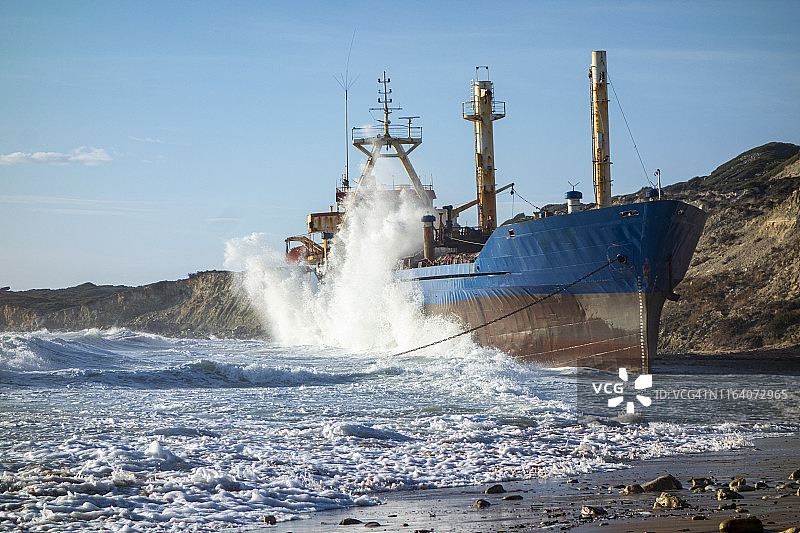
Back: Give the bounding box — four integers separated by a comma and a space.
371, 71, 401, 138
334, 29, 359, 189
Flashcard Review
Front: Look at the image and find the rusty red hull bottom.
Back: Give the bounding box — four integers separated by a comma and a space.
427, 291, 666, 373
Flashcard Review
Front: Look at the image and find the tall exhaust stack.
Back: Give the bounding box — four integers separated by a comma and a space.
590, 51, 611, 209
463, 66, 505, 234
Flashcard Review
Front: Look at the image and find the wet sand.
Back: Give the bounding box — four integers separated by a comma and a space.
248, 434, 799, 532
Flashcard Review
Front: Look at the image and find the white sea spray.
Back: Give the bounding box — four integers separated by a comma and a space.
225, 157, 464, 351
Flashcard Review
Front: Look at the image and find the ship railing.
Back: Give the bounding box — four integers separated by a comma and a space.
335, 183, 433, 206
379, 183, 434, 192
352, 125, 422, 143
448, 226, 484, 238
462, 99, 506, 120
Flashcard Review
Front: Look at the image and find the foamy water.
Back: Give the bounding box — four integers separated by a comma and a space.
2, 175, 797, 531
223, 168, 459, 352
1, 330, 797, 532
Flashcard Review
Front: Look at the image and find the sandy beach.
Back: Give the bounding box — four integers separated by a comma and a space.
249, 434, 800, 532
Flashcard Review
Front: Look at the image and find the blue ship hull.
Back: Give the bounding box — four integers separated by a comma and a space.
396, 200, 707, 372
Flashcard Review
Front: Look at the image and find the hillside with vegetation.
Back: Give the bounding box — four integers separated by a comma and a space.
621, 142, 800, 354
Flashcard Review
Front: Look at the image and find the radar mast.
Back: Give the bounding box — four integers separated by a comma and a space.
349, 72, 432, 208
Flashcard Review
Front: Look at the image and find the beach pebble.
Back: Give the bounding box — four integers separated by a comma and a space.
485, 484, 505, 494
339, 518, 362, 525
263, 515, 277, 525
693, 514, 707, 520
718, 517, 763, 533
653, 491, 687, 509
718, 503, 737, 510
622, 483, 644, 494
567, 478, 579, 483
779, 528, 800, 533
363, 522, 381, 527
692, 477, 713, 488
730, 478, 755, 492
789, 468, 800, 481
470, 499, 491, 509
718, 488, 743, 500
753, 481, 768, 489
581, 505, 607, 517
642, 474, 682, 491
502, 494, 523, 501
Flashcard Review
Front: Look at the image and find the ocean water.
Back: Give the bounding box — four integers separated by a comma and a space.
2, 182, 798, 531
1, 330, 798, 532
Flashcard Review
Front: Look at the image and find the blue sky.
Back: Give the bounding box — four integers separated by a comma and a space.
1, 1, 798, 290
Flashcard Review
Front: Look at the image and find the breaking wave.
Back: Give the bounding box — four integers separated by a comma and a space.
224, 164, 469, 353
0, 331, 351, 389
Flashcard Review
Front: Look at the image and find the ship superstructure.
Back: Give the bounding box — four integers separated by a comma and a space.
285, 71, 435, 264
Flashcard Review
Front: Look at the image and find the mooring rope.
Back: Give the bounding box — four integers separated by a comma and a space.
510, 188, 541, 212
392, 255, 625, 357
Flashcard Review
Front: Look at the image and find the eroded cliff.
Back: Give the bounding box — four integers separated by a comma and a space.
0, 271, 263, 338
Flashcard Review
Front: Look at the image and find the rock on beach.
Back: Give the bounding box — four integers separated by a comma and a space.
653, 491, 687, 509
718, 516, 764, 533
718, 487, 744, 500
730, 478, 755, 491
622, 483, 644, 494
484, 484, 505, 494
581, 505, 607, 517
470, 499, 491, 509
642, 474, 682, 491
692, 477, 714, 488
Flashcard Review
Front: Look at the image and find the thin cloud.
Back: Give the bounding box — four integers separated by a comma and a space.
0, 146, 111, 166
129, 136, 163, 144
26, 207, 142, 217
0, 194, 152, 217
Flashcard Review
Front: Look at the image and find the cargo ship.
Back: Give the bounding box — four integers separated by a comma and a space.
285, 52, 706, 373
